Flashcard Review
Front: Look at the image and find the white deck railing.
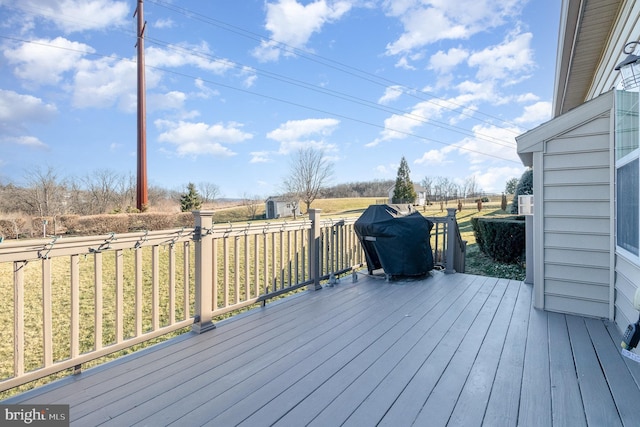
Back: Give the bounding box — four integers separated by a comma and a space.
0, 208, 464, 392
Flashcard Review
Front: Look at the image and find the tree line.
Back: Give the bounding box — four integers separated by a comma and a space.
0, 166, 221, 218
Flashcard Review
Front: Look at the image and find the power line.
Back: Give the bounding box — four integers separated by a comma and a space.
0, 34, 520, 163
144, 37, 517, 150
1, 0, 524, 144
146, 0, 523, 135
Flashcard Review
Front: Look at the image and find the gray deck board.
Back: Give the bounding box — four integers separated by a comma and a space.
567, 315, 622, 427
585, 318, 640, 426
519, 302, 552, 426
3, 271, 639, 427
548, 312, 587, 427
446, 278, 519, 427
481, 277, 531, 427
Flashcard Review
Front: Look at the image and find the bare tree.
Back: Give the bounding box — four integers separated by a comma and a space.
283, 148, 334, 213
198, 182, 221, 204
116, 173, 137, 212
464, 175, 480, 199
82, 169, 121, 214
421, 176, 433, 202
243, 193, 263, 219
23, 166, 68, 217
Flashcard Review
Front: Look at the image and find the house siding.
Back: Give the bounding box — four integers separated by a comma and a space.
532, 100, 614, 318
525, 0, 640, 334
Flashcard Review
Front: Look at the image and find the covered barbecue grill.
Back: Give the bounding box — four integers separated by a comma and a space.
354, 204, 434, 277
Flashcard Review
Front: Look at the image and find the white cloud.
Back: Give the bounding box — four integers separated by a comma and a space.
153, 18, 175, 29
367, 99, 448, 146
250, 151, 272, 163
394, 56, 416, 70
0, 90, 56, 147
0, 90, 57, 123
0, 135, 47, 148
267, 118, 340, 154
516, 93, 540, 103
148, 91, 187, 113
415, 149, 447, 164
514, 101, 552, 125
428, 47, 469, 74
155, 120, 253, 157
253, 0, 353, 61
72, 56, 139, 111
0, 0, 130, 33
378, 85, 404, 105
146, 44, 236, 75
4, 37, 95, 86
384, 0, 523, 56
448, 123, 521, 165
468, 31, 534, 84
471, 165, 526, 194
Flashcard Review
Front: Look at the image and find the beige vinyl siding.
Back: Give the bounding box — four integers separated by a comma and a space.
542, 117, 612, 318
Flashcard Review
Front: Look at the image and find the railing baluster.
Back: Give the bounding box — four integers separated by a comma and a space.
286, 230, 292, 289
212, 237, 218, 311
135, 248, 143, 336
42, 257, 53, 367
234, 236, 240, 304
70, 254, 80, 359
14, 261, 25, 378
152, 245, 160, 330
114, 250, 122, 344
271, 231, 276, 291
244, 233, 250, 301
294, 230, 299, 285
95, 252, 104, 349
169, 244, 176, 325
279, 230, 285, 290
223, 237, 229, 308
262, 232, 268, 294
253, 234, 259, 298
183, 241, 190, 319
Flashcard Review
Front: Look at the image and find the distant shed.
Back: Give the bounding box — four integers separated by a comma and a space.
265, 198, 302, 219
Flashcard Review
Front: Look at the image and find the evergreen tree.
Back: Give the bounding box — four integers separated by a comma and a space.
392, 156, 417, 204
509, 169, 533, 213
180, 182, 202, 212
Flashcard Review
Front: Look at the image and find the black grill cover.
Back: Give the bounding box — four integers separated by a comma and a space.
355, 205, 434, 276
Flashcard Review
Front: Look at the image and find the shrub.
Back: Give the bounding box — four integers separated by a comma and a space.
0, 218, 26, 239
471, 216, 525, 263
129, 213, 176, 231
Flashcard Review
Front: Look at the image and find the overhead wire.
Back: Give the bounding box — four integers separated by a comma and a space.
0, 34, 520, 163
144, 36, 517, 150
146, 0, 522, 135
0, 2, 527, 162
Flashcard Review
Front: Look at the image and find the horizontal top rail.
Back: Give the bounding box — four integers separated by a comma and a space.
0, 217, 359, 263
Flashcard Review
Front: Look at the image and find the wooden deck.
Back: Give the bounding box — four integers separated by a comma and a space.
4, 271, 640, 426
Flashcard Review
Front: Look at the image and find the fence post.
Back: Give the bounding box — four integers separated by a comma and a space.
192, 210, 216, 333
445, 208, 457, 274
308, 209, 323, 291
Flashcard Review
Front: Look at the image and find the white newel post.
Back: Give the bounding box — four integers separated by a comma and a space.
445, 208, 457, 274
308, 209, 323, 291
192, 210, 216, 333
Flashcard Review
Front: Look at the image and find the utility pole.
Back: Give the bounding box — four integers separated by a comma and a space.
135, 0, 148, 211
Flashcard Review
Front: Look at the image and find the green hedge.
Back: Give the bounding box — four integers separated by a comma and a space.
471, 216, 525, 263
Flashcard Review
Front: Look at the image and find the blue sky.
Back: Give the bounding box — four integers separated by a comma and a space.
0, 0, 558, 199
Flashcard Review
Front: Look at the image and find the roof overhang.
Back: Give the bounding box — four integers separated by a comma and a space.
554, 0, 623, 117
